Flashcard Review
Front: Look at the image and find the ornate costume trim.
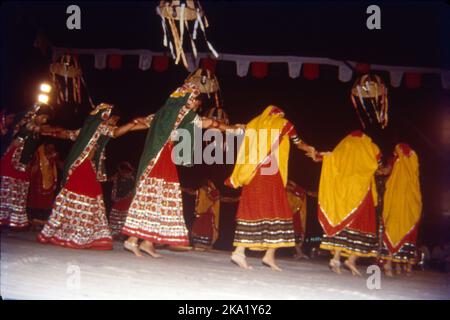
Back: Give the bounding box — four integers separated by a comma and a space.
380, 242, 418, 264
233, 218, 296, 250
123, 177, 189, 246
136, 105, 192, 190
38, 187, 112, 250
318, 187, 372, 236
65, 123, 114, 183
0, 175, 30, 228
109, 208, 128, 237
320, 228, 378, 258
11, 138, 28, 172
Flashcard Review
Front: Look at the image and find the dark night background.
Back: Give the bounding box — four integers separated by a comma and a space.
1, 1, 449, 252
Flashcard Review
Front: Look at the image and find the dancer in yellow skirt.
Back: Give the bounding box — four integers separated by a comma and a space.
380, 143, 422, 276
316, 131, 381, 276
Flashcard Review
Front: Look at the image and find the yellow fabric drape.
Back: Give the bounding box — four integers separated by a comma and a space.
383, 145, 422, 250
229, 106, 290, 188
287, 188, 307, 232
195, 185, 220, 243
37, 146, 57, 191
318, 133, 379, 234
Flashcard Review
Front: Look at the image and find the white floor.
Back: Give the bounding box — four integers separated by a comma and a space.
1, 231, 449, 300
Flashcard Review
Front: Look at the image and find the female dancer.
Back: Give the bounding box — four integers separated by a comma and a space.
381, 143, 422, 276
317, 131, 381, 276
225, 105, 317, 271
1, 105, 53, 228
37, 103, 137, 249
122, 82, 242, 258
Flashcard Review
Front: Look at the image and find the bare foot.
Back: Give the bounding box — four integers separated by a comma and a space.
262, 258, 282, 272
139, 242, 162, 258
405, 266, 413, 277
395, 266, 402, 275
329, 259, 342, 274
231, 253, 253, 270
344, 259, 362, 277
384, 265, 394, 277
124, 241, 143, 257
294, 253, 309, 260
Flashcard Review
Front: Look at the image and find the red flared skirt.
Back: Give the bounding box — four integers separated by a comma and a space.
0, 144, 30, 228
37, 159, 113, 250
191, 209, 215, 246
122, 142, 189, 246
233, 164, 295, 250
320, 190, 378, 257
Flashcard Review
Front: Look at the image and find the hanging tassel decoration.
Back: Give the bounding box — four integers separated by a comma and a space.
185, 20, 198, 59
350, 94, 366, 129
179, 3, 185, 54
356, 85, 373, 124
193, 14, 199, 40
156, 7, 168, 47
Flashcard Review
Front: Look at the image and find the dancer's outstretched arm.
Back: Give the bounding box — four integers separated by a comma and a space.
112, 120, 140, 138
200, 117, 245, 132
40, 125, 80, 141
293, 139, 317, 160
129, 115, 155, 131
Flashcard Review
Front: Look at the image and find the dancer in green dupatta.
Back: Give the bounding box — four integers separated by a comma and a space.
37, 103, 138, 249
122, 82, 241, 258
1, 104, 53, 228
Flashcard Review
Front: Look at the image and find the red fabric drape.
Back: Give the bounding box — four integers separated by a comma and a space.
404, 72, 422, 89
355, 63, 371, 74
152, 55, 169, 72
108, 54, 123, 70
302, 63, 319, 80
251, 62, 268, 79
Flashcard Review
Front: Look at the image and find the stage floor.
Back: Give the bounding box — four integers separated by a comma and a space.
1, 231, 449, 300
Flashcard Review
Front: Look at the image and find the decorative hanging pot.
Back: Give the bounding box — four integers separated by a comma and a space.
156, 0, 218, 69
350, 73, 389, 129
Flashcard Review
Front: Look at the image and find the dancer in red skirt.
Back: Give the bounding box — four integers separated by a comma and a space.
1, 105, 53, 228
37, 103, 138, 250
108, 161, 135, 239
379, 143, 422, 276
122, 83, 242, 258
225, 106, 317, 271
317, 131, 382, 276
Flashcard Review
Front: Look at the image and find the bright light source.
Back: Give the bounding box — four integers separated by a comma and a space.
40, 83, 52, 93
38, 94, 49, 104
